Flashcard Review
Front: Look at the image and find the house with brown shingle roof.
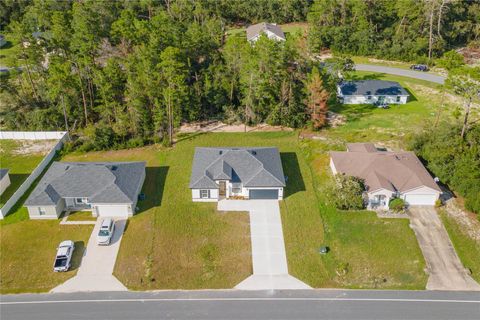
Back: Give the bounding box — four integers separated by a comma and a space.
329, 143, 442, 209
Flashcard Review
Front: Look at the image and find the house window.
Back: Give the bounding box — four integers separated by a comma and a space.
396, 96, 401, 102
367, 95, 372, 100
38, 207, 46, 215
232, 187, 241, 194
75, 197, 89, 204
200, 190, 210, 199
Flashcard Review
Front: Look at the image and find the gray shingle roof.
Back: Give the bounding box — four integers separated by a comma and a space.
339, 80, 409, 96
246, 22, 286, 41
0, 168, 9, 180
25, 162, 146, 206
189, 147, 286, 189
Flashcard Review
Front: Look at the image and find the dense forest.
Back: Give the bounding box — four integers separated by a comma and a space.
0, 0, 478, 149
308, 0, 480, 62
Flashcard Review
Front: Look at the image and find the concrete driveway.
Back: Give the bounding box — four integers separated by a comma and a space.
218, 200, 311, 290
52, 219, 127, 292
408, 207, 480, 291
356, 64, 446, 84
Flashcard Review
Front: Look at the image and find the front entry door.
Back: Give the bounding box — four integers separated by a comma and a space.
219, 181, 226, 197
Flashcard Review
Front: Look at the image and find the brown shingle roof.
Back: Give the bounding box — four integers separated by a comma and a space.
330, 143, 441, 193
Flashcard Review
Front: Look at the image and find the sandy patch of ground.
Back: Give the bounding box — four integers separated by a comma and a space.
444, 198, 480, 242
179, 121, 293, 134
11, 140, 57, 155
409, 84, 480, 110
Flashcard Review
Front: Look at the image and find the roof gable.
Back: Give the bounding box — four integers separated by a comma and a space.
330, 145, 441, 194
339, 80, 409, 96
25, 162, 146, 206
189, 147, 286, 189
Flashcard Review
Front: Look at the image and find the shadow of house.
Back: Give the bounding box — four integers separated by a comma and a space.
403, 87, 418, 102
136, 166, 169, 214
281, 152, 305, 198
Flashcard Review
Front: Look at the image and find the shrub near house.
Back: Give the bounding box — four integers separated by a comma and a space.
331, 174, 365, 210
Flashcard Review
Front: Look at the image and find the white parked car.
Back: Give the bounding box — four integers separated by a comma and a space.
97, 218, 115, 245
53, 240, 75, 272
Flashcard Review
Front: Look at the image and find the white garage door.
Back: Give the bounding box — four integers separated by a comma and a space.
404, 194, 437, 206
96, 205, 129, 217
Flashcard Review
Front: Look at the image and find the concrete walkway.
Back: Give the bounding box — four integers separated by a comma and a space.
408, 207, 480, 291
218, 200, 311, 290
52, 219, 127, 292
356, 64, 446, 84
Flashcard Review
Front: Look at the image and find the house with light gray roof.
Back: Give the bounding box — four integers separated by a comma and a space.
246, 22, 286, 43
189, 147, 286, 201
24, 162, 146, 219
337, 80, 409, 105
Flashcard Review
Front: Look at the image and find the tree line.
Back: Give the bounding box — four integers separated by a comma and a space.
308, 0, 480, 62
0, 0, 333, 149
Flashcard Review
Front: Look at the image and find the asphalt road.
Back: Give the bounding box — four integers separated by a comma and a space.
355, 64, 446, 84
2, 290, 479, 320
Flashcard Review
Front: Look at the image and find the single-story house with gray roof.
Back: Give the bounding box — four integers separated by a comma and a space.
189, 147, 286, 201
246, 22, 286, 43
24, 161, 146, 219
0, 168, 11, 195
337, 80, 409, 105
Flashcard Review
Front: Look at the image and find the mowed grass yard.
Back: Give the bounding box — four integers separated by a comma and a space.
327, 71, 465, 149
62, 141, 253, 290
0, 221, 92, 294
66, 131, 427, 289
0, 140, 46, 206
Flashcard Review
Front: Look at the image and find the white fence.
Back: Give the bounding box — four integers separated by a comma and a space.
0, 131, 67, 140
0, 131, 69, 219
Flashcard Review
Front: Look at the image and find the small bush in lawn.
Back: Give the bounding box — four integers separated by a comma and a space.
389, 198, 406, 212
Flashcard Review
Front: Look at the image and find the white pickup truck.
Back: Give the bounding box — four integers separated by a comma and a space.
53, 240, 75, 272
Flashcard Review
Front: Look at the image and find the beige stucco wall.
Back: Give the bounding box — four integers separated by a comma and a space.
27, 199, 65, 219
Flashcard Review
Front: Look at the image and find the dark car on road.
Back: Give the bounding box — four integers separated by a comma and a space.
410, 64, 429, 72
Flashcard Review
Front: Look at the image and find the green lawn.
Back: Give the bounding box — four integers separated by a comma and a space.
326, 71, 462, 149
440, 210, 480, 283
0, 140, 47, 207
66, 211, 97, 221
62, 142, 253, 290
64, 132, 427, 289
0, 221, 92, 293
0, 33, 19, 67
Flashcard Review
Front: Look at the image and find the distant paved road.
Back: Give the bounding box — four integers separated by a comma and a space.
2, 290, 480, 320
356, 64, 446, 84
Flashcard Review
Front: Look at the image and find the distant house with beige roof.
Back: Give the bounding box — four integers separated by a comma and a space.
246, 22, 286, 43
329, 143, 442, 209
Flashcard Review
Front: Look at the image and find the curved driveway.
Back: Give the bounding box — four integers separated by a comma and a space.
356, 64, 446, 84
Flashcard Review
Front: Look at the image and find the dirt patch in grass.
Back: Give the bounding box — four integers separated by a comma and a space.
0, 221, 93, 293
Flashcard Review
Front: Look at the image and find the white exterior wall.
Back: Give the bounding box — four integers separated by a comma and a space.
401, 186, 440, 206
249, 31, 285, 43
27, 199, 65, 219
367, 189, 395, 210
94, 204, 131, 218
0, 174, 11, 195
329, 158, 337, 175
192, 189, 219, 202
340, 95, 408, 105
